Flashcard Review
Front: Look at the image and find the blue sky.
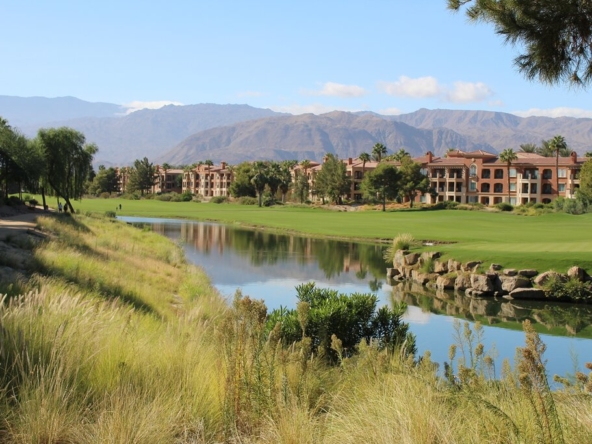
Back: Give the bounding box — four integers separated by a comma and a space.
2, 0, 590, 117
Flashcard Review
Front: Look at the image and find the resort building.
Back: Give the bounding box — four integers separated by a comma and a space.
114, 150, 586, 205
182, 162, 233, 198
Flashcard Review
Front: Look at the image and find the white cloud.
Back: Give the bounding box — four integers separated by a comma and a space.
488, 99, 505, 107
512, 107, 592, 119
123, 100, 183, 114
377, 76, 494, 104
304, 82, 367, 98
269, 103, 357, 115
378, 76, 441, 98
446, 81, 493, 103
379, 107, 403, 115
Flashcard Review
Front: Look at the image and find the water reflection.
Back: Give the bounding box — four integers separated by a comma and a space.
150, 219, 387, 280
123, 217, 592, 378
391, 281, 592, 338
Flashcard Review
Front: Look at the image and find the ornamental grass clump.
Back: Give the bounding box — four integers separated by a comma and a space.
384, 233, 416, 262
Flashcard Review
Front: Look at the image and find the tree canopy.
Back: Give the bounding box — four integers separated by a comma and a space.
398, 157, 430, 208
361, 163, 401, 211
127, 157, 156, 196
36, 127, 97, 212
448, 0, 592, 87
314, 154, 351, 204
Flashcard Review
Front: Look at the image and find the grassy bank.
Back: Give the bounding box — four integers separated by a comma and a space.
0, 213, 591, 442
51, 196, 592, 272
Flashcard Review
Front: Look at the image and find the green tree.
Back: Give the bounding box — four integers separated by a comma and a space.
361, 163, 401, 211
128, 157, 156, 196
371, 142, 388, 162
392, 148, 411, 162
314, 154, 351, 204
579, 158, 592, 202
251, 161, 269, 207
229, 162, 257, 198
266, 161, 282, 201
398, 157, 430, 208
549, 135, 568, 196
448, 0, 592, 87
519, 143, 537, 153
359, 152, 371, 177
90, 166, 119, 195
293, 171, 310, 203
278, 160, 296, 203
499, 148, 518, 203
36, 127, 97, 212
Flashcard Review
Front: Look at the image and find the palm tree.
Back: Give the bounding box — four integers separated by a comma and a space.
359, 152, 370, 177
519, 143, 537, 153
549, 135, 567, 197
499, 148, 518, 204
371, 143, 387, 162
393, 148, 411, 162
204, 160, 213, 196
251, 161, 268, 207
161, 162, 170, 192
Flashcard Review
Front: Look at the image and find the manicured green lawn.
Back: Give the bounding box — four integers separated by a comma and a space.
45, 197, 592, 272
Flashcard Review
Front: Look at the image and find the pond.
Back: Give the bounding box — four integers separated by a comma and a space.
122, 217, 592, 379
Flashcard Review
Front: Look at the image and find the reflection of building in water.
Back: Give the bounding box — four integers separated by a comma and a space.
391, 282, 592, 337
179, 223, 230, 254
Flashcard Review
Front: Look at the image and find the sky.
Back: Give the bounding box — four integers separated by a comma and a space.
2, 0, 591, 118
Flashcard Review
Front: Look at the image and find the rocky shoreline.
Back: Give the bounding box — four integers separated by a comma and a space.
387, 249, 591, 302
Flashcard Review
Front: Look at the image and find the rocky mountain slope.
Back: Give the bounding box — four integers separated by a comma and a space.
159, 111, 491, 164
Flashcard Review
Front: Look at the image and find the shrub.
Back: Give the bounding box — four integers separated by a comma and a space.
210, 196, 227, 204
266, 282, 415, 363
22, 194, 31, 202
420, 257, 435, 273
432, 201, 460, 210
99, 192, 111, 199
237, 196, 258, 205
543, 275, 592, 300
179, 191, 193, 202
104, 211, 116, 218
384, 233, 415, 263
121, 191, 141, 200
156, 193, 174, 201
28, 198, 38, 208
495, 202, 514, 212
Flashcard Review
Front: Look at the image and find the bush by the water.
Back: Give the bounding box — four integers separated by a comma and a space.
543, 275, 592, 301
266, 282, 415, 362
210, 196, 228, 204
237, 196, 258, 205
495, 202, 514, 212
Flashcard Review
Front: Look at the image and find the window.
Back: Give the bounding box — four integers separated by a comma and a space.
470, 164, 477, 176
558, 168, 567, 178
494, 183, 503, 193
509, 168, 516, 178
522, 183, 529, 193
494, 169, 504, 179
510, 183, 516, 192
469, 181, 477, 191
481, 183, 490, 193
531, 184, 538, 194
468, 196, 478, 203
542, 184, 552, 194
420, 168, 427, 176
559, 184, 566, 192
481, 169, 491, 179
420, 195, 427, 203
510, 197, 517, 205
543, 169, 552, 179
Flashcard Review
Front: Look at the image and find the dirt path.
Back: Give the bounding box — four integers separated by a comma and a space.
0, 210, 47, 240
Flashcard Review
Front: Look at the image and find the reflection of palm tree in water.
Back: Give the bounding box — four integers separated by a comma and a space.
368, 278, 382, 292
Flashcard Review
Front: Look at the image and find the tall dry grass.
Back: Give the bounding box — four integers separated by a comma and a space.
0, 213, 590, 442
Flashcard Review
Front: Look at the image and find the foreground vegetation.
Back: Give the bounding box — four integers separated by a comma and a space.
30, 195, 592, 272
0, 213, 591, 442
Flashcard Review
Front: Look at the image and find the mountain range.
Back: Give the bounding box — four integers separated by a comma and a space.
2, 95, 591, 166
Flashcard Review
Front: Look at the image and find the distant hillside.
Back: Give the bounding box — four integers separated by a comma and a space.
159, 111, 492, 164
19, 103, 284, 165
390, 108, 592, 153
3, 96, 592, 166
0, 95, 123, 127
